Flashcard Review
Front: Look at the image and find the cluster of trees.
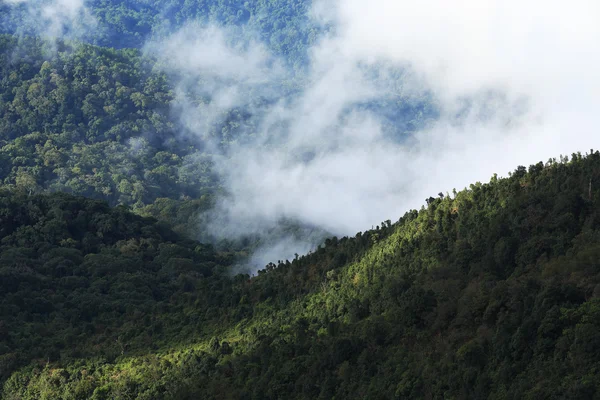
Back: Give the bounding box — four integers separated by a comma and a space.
1, 2, 599, 397
2, 152, 600, 398
0, 33, 326, 252
0, 190, 244, 386
0, 35, 223, 208
1, 0, 319, 68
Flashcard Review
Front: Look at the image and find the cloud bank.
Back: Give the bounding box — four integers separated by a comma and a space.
314, 0, 600, 202
152, 0, 600, 271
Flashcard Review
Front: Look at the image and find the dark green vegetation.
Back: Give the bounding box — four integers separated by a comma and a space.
0, 191, 238, 380
0, 35, 221, 208
2, 153, 600, 399
1, 1, 600, 397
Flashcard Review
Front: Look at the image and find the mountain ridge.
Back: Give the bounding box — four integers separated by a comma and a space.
2, 151, 600, 398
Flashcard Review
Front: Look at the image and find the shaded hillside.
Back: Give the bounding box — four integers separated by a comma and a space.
3, 152, 600, 399
0, 190, 239, 386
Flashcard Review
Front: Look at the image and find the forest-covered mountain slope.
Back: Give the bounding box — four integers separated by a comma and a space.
0, 35, 219, 207
0, 33, 423, 254
0, 190, 240, 382
0, 34, 270, 243
1, 0, 318, 66
2, 152, 600, 399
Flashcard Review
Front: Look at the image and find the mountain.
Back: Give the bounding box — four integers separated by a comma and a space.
0, 34, 324, 249
1, 0, 600, 398
1, 0, 317, 65
2, 152, 600, 399
0, 35, 217, 206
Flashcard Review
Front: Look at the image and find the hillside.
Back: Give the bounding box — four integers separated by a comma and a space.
0, 191, 239, 380
1, 0, 317, 65
2, 152, 600, 399
1, 0, 599, 398
0, 34, 313, 246
0, 35, 218, 206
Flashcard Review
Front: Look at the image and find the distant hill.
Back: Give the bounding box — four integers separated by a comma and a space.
2, 152, 600, 399
0, 0, 317, 65
0, 35, 219, 207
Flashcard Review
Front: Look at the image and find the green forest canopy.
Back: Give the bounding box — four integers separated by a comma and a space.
0, 35, 217, 207
1, 152, 599, 399
0, 0, 319, 66
1, 1, 600, 397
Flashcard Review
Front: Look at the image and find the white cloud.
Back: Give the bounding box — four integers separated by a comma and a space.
146, 24, 285, 143
320, 0, 600, 194
326, 0, 600, 100
3, 0, 96, 40
152, 1, 600, 270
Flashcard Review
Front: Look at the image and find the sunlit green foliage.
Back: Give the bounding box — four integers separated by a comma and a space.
2, 153, 600, 398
